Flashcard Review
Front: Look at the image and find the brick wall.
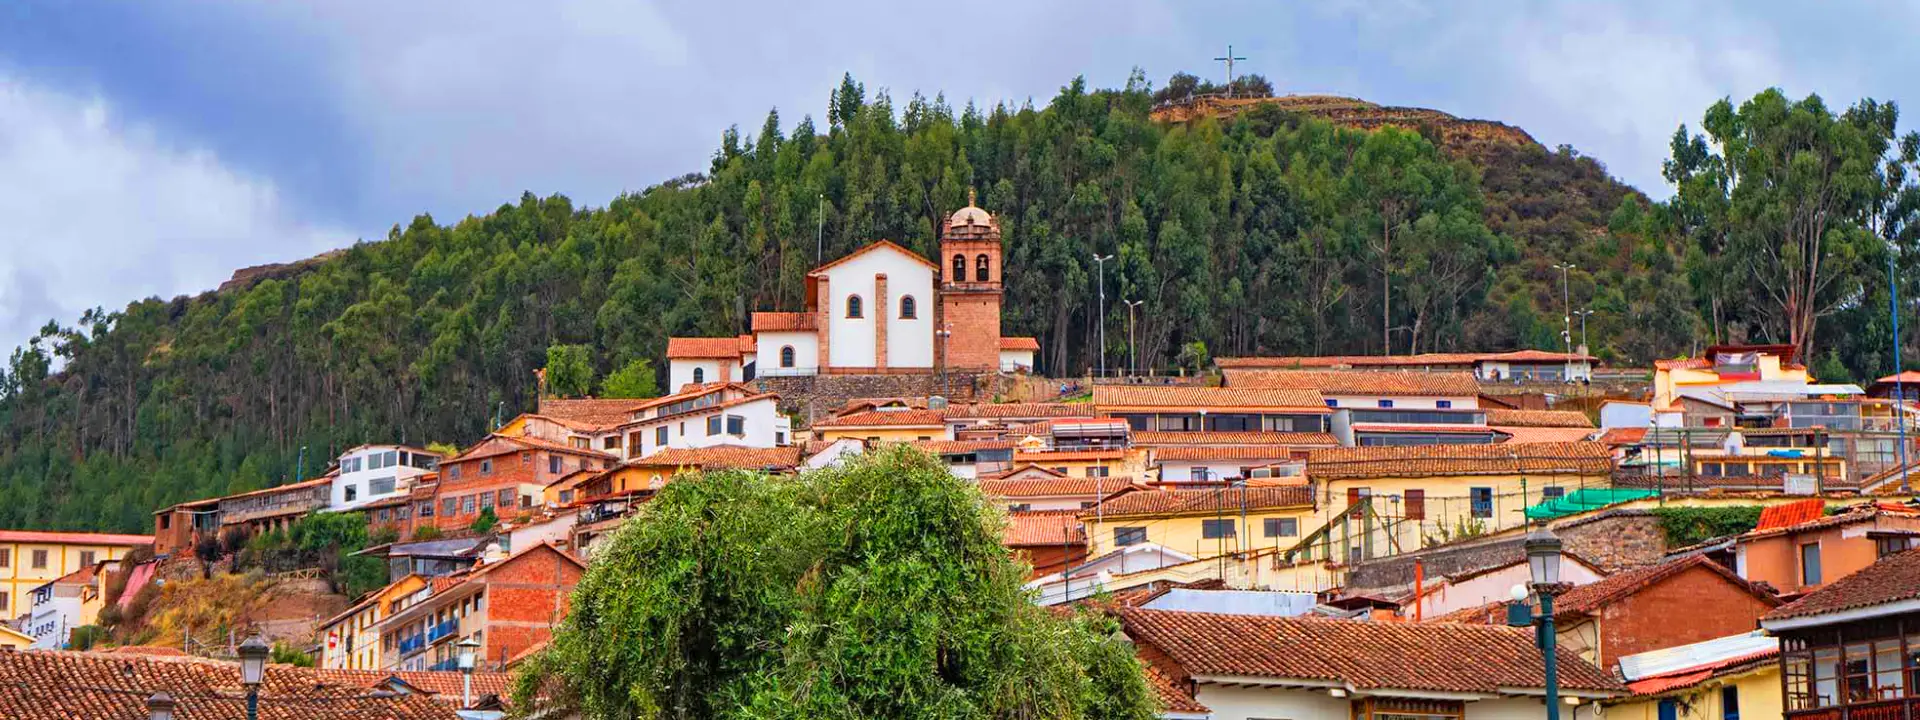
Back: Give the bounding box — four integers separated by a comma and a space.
941, 293, 1002, 370
1591, 564, 1775, 665
478, 546, 583, 668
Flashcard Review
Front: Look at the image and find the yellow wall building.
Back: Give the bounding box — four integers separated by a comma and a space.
318, 575, 428, 671
1009, 448, 1150, 481
809, 408, 949, 444
1083, 486, 1316, 558
1605, 656, 1780, 720
0, 530, 151, 619
1654, 343, 1810, 409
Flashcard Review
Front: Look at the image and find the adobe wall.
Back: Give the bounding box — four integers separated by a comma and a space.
756, 371, 1002, 425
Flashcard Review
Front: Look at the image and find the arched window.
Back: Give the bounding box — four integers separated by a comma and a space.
846, 294, 864, 318
780, 345, 796, 368
692, 367, 705, 384
976, 254, 991, 282
900, 295, 917, 319
952, 254, 966, 281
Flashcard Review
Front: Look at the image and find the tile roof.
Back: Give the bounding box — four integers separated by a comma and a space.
811, 408, 948, 428
0, 530, 153, 547
1142, 665, 1209, 715
999, 337, 1041, 351
0, 650, 459, 719
1013, 450, 1127, 463
1002, 510, 1086, 547
1486, 409, 1595, 428
632, 445, 803, 470
1089, 486, 1313, 519
1132, 431, 1339, 447
1550, 555, 1778, 618
1742, 503, 1920, 540
1218, 350, 1596, 369
1307, 441, 1613, 480
1223, 369, 1482, 397
943, 403, 1091, 420
1494, 426, 1600, 444
1122, 609, 1622, 694
449, 433, 619, 463
805, 239, 938, 275
665, 336, 748, 359
1092, 385, 1328, 411
1596, 427, 1649, 446
1767, 547, 1920, 622
309, 668, 516, 704
532, 397, 654, 430
977, 478, 1132, 499
750, 311, 816, 331
911, 439, 1016, 455
1754, 498, 1827, 531
1153, 445, 1304, 462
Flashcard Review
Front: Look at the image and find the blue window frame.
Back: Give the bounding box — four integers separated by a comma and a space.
1436, 400, 1453, 409
1470, 487, 1493, 518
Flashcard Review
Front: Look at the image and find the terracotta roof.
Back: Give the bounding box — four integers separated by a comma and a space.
943, 403, 1090, 420
1876, 371, 1920, 384
448, 433, 619, 463
1092, 385, 1328, 411
1494, 426, 1600, 444
751, 312, 816, 332
1223, 369, 1481, 397
1132, 431, 1338, 447
1143, 665, 1210, 715
309, 668, 515, 704
912, 439, 1016, 455
0, 530, 153, 547
1596, 427, 1648, 446
0, 650, 458, 719
632, 445, 803, 471
665, 336, 748, 359
1624, 648, 1780, 696
1654, 357, 1712, 370
1551, 555, 1778, 618
812, 408, 948, 428
1219, 350, 1596, 369
1755, 499, 1827, 531
1089, 486, 1312, 519
807, 239, 940, 276
533, 397, 654, 430
1767, 547, 1920, 622
977, 478, 1131, 499
1153, 445, 1303, 462
1003, 510, 1086, 547
1307, 442, 1613, 480
1013, 450, 1127, 463
1741, 503, 1920, 540
1122, 609, 1622, 694
1487, 409, 1594, 428
1350, 423, 1496, 434
999, 337, 1041, 352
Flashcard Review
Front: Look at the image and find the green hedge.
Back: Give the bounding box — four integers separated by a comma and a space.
1650, 506, 1766, 547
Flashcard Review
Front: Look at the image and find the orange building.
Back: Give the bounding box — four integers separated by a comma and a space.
1731, 500, 1920, 597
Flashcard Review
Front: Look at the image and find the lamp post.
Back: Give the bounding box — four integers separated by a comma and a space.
1124, 299, 1145, 376
145, 692, 176, 720
1571, 309, 1595, 353
1552, 263, 1576, 367
1092, 254, 1114, 378
237, 633, 270, 720
457, 636, 482, 708
1525, 530, 1565, 720
1890, 250, 1911, 493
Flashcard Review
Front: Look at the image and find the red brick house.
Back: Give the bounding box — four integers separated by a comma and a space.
1002, 510, 1087, 580
430, 435, 617, 531
379, 542, 585, 672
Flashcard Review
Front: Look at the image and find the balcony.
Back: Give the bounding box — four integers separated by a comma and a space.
425, 618, 458, 644
427, 657, 460, 672
397, 634, 424, 655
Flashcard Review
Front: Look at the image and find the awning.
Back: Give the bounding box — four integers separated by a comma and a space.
1524, 488, 1661, 521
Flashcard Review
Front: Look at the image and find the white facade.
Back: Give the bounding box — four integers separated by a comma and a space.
331, 445, 438, 511
622, 396, 791, 459
1408, 557, 1606, 619
668, 358, 725, 393
999, 348, 1036, 372
821, 245, 935, 369
24, 582, 82, 650
756, 331, 819, 376
1323, 393, 1479, 410
1193, 685, 1601, 720
1477, 359, 1594, 382
1157, 459, 1302, 483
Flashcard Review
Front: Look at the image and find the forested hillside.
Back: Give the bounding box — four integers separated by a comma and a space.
0, 72, 1913, 532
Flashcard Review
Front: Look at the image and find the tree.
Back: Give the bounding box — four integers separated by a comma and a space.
601, 358, 661, 399
469, 506, 498, 534
544, 344, 594, 398
511, 447, 1157, 720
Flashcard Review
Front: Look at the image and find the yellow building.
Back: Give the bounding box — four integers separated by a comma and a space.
0, 624, 32, 649
1605, 633, 1781, 720
0, 530, 150, 619
1296, 442, 1614, 564
1082, 485, 1316, 558
1009, 448, 1149, 480
318, 575, 428, 670
809, 408, 949, 443
1654, 343, 1811, 409
576, 445, 804, 499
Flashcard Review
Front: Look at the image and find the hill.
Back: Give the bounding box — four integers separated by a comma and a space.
0, 72, 1696, 532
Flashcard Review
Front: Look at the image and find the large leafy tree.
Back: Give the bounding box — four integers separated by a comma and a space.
511, 447, 1157, 720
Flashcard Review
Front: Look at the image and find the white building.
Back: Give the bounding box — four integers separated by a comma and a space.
24, 566, 95, 650
330, 445, 441, 511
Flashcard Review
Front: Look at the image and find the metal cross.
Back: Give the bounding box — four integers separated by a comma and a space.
1214, 44, 1246, 97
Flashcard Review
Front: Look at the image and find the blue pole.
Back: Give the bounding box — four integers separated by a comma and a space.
1893, 252, 1911, 493
1540, 591, 1560, 720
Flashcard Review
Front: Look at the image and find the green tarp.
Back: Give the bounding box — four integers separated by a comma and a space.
1524, 487, 1660, 522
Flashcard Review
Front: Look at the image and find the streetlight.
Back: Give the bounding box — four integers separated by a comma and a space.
1123, 299, 1145, 376
1092, 254, 1114, 378
1552, 263, 1576, 369
1571, 309, 1595, 354
1525, 529, 1565, 720
237, 633, 270, 720
145, 692, 177, 720
457, 636, 482, 708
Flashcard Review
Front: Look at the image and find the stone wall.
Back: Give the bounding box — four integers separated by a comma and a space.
1556, 509, 1668, 571
1342, 509, 1668, 596
757, 371, 997, 425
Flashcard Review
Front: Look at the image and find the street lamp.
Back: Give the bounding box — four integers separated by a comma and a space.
237, 633, 270, 720
1525, 529, 1565, 720
457, 636, 482, 708
1552, 263, 1576, 370
1123, 299, 1145, 376
145, 692, 177, 720
1092, 254, 1114, 378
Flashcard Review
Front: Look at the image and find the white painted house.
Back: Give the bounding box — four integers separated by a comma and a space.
329, 445, 441, 512
609, 383, 792, 460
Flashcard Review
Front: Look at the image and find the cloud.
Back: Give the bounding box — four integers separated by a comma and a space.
0, 73, 348, 352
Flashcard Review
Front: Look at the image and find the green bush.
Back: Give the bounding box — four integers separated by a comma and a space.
1651, 506, 1766, 547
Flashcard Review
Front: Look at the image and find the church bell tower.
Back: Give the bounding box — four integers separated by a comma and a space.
937, 190, 1003, 371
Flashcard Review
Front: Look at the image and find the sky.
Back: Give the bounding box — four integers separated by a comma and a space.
1, 0, 1917, 355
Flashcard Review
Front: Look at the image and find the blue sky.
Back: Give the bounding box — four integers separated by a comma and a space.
1, 0, 1916, 354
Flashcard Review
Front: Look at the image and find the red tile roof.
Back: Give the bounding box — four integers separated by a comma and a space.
1755, 499, 1828, 531
665, 336, 748, 359
1122, 609, 1622, 694
1223, 369, 1482, 397
1487, 409, 1595, 428
309, 668, 516, 704
1307, 441, 1613, 480
1623, 648, 1780, 697
1551, 555, 1778, 618
1143, 664, 1209, 714
805, 239, 938, 275
999, 337, 1040, 351
1152, 446, 1303, 462
751, 312, 816, 332
912, 439, 1016, 455
1767, 547, 1920, 622
1093, 385, 1328, 411
0, 651, 459, 719
1002, 510, 1086, 547
1596, 427, 1649, 446
1090, 486, 1313, 519
0, 530, 153, 547
532, 397, 655, 430
811, 408, 949, 428
1132, 431, 1337, 447
1218, 350, 1596, 369
943, 403, 1091, 420
633, 445, 803, 471
978, 478, 1131, 499
448, 433, 619, 463
1013, 450, 1127, 463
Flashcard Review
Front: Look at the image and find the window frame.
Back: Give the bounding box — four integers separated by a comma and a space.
780, 345, 796, 368
845, 294, 864, 319
1201, 518, 1237, 539
1114, 526, 1147, 546
899, 295, 916, 319
1263, 517, 1299, 538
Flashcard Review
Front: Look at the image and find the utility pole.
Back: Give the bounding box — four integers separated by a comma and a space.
1092, 254, 1114, 378
1552, 263, 1576, 367
816, 194, 825, 264
1213, 44, 1246, 97
1891, 251, 1913, 493
1124, 299, 1145, 376
1572, 308, 1595, 352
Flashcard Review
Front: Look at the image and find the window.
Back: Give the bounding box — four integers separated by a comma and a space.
900, 295, 917, 319
1470, 487, 1494, 518
603, 435, 622, 450
0, 594, 7, 611
1008, 503, 1032, 512
692, 367, 705, 384
707, 415, 722, 436
1404, 489, 1426, 521
1721, 683, 1740, 719
1264, 518, 1298, 538
1801, 542, 1823, 586
1436, 400, 1453, 409
1325, 399, 1338, 407
1346, 487, 1373, 518
371, 477, 396, 495
1114, 527, 1147, 546
1378, 399, 1395, 408
480, 492, 495, 509
726, 415, 745, 436
480, 459, 492, 475
846, 294, 864, 318
657, 426, 669, 446
952, 254, 966, 281
78, 551, 95, 567
1542, 486, 1566, 501
1201, 519, 1236, 539
780, 346, 796, 368
1657, 699, 1678, 720
1087, 466, 1109, 478
442, 498, 456, 516
419, 502, 435, 518
30, 549, 47, 570
549, 455, 562, 474
1877, 535, 1913, 558
499, 489, 515, 507
345, 486, 359, 503
976, 254, 991, 282
1189, 466, 1212, 482
462, 496, 477, 515
449, 464, 461, 480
